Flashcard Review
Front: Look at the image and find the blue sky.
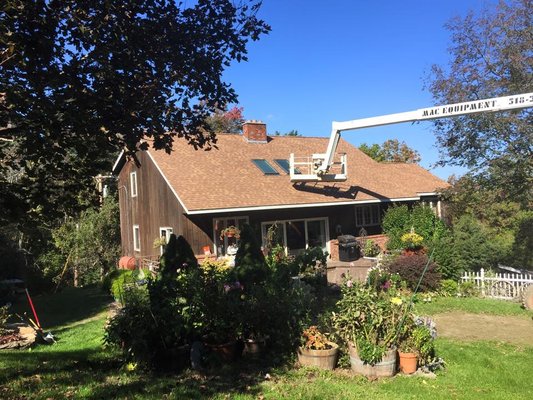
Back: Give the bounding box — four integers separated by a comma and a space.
224, 0, 495, 180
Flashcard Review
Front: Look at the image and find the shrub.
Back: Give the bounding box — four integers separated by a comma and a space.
453, 214, 497, 272
439, 279, 459, 297
291, 247, 328, 276
510, 211, 533, 269
109, 270, 136, 305
1, 305, 11, 336
382, 204, 411, 250
234, 224, 268, 286
104, 285, 157, 365
431, 229, 459, 280
457, 281, 478, 297
105, 234, 203, 370
385, 254, 441, 292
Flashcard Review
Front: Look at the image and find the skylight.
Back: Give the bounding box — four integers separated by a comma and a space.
252, 159, 279, 175
274, 159, 301, 174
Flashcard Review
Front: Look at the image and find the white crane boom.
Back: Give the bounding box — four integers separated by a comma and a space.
290, 92, 533, 182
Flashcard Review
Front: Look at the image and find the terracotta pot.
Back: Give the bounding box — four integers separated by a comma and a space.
297, 342, 339, 370
348, 342, 397, 378
398, 351, 418, 374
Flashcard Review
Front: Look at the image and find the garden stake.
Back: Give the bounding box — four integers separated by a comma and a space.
24, 289, 55, 344
394, 242, 437, 345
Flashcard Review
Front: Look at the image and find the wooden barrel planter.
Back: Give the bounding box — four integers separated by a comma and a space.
348, 342, 397, 378
297, 342, 339, 370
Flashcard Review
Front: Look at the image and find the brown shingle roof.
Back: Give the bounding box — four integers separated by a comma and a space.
148, 134, 448, 213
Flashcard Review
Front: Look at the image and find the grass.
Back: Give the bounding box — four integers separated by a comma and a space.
414, 295, 533, 318
1, 288, 533, 399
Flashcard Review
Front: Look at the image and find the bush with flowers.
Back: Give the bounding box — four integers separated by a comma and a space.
332, 275, 409, 365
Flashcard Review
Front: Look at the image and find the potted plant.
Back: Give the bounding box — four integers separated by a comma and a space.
332, 279, 406, 377
297, 326, 339, 370
400, 229, 424, 255
362, 239, 381, 258
220, 226, 241, 240
397, 316, 437, 374
397, 331, 418, 374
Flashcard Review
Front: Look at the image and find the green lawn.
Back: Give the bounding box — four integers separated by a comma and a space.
1, 288, 533, 399
414, 295, 533, 318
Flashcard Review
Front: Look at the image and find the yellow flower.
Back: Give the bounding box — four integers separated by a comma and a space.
391, 297, 403, 305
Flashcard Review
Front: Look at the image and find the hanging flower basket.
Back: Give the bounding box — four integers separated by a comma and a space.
220, 226, 241, 240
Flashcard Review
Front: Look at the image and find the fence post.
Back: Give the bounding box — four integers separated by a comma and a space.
480, 268, 485, 296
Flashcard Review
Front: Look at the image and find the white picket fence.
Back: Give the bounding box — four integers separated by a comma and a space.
461, 268, 533, 300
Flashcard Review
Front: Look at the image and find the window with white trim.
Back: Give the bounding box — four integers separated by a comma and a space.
355, 204, 380, 227
133, 225, 141, 252
130, 171, 138, 197
158, 227, 173, 255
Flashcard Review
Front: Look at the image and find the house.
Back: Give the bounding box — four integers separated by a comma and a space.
112, 121, 447, 263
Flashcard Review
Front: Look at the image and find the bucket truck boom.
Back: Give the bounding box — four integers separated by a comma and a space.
289, 92, 533, 182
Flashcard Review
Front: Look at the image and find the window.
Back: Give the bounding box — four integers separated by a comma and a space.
355, 204, 380, 227
213, 216, 249, 256
130, 171, 138, 197
261, 218, 328, 257
133, 225, 140, 252
274, 159, 301, 174
252, 159, 279, 175
159, 227, 173, 255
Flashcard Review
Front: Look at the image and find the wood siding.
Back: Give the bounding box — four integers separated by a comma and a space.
118, 151, 208, 259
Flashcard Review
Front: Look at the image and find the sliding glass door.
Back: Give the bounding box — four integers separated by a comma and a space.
262, 218, 328, 256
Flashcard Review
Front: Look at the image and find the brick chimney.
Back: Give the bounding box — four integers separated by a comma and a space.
242, 120, 267, 143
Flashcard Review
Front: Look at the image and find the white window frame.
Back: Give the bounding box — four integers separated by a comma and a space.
130, 171, 138, 198
261, 217, 330, 255
159, 227, 173, 255
133, 224, 141, 252
212, 216, 249, 256
355, 204, 381, 227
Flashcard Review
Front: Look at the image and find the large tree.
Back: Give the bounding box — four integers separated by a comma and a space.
0, 0, 269, 220
428, 0, 532, 204
358, 139, 421, 163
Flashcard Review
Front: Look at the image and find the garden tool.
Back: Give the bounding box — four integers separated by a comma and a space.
24, 289, 55, 344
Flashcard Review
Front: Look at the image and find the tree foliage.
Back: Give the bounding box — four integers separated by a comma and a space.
274, 129, 301, 136
204, 106, 245, 134
234, 224, 268, 285
441, 174, 532, 270
0, 0, 269, 220
359, 139, 421, 163
36, 196, 121, 288
428, 0, 533, 204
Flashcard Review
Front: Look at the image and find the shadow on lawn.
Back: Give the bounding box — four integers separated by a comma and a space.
9, 286, 112, 329
0, 345, 270, 399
